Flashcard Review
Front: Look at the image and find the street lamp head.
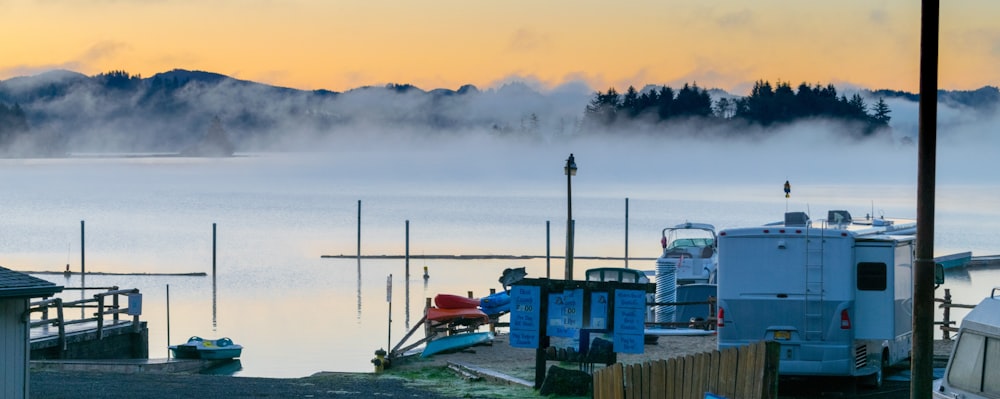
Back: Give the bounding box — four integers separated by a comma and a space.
564, 153, 577, 176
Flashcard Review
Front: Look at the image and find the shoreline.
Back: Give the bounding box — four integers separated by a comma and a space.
30, 333, 957, 399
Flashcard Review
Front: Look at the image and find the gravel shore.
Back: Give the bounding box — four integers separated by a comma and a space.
30, 370, 462, 399
30, 333, 954, 399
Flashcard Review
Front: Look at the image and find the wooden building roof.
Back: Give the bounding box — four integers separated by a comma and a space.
0, 266, 63, 298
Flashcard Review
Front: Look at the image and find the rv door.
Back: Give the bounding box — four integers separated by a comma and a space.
854, 240, 914, 340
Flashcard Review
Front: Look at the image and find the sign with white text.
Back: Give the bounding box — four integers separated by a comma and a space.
510, 285, 542, 348
613, 289, 646, 353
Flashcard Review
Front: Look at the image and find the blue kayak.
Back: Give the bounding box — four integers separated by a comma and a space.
479, 291, 511, 316
421, 332, 494, 358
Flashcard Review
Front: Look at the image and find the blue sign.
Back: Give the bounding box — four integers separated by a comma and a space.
509, 285, 541, 348
590, 291, 608, 329
613, 289, 647, 353
548, 289, 583, 337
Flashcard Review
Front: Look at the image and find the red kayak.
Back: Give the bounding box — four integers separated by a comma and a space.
434, 293, 480, 309
426, 307, 490, 325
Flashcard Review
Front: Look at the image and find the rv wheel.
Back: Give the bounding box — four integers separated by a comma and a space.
860, 352, 887, 389
862, 365, 883, 389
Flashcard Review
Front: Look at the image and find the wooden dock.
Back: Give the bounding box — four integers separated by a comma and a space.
29, 286, 148, 360
321, 254, 657, 261
967, 254, 1000, 268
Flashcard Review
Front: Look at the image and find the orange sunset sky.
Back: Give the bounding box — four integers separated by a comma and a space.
1, 1, 997, 94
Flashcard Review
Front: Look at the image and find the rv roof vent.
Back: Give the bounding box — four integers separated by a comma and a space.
828, 210, 852, 225
785, 212, 810, 227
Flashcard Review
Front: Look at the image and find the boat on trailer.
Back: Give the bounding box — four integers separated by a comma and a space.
656, 222, 718, 285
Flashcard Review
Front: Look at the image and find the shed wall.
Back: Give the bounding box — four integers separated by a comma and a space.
0, 298, 29, 399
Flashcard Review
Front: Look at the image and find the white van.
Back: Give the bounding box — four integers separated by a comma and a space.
933, 288, 1000, 398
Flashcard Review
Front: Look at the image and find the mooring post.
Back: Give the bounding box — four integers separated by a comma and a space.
213, 223, 217, 290
405, 220, 410, 281
80, 220, 85, 275
546, 221, 551, 279
625, 197, 629, 269
387, 274, 392, 353
166, 284, 171, 359
357, 200, 362, 261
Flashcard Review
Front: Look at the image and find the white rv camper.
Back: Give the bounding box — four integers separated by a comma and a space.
933, 288, 1000, 399
716, 210, 916, 387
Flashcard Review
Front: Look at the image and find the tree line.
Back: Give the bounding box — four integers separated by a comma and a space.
584, 80, 891, 136
0, 102, 29, 148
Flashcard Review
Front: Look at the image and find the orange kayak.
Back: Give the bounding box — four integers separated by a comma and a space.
434, 293, 480, 309
426, 307, 489, 325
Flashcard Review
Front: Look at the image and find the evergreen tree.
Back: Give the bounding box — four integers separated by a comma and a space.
621, 86, 640, 117
584, 88, 621, 126
0, 102, 30, 150
673, 83, 712, 118
714, 97, 733, 119
656, 86, 675, 120
872, 97, 891, 125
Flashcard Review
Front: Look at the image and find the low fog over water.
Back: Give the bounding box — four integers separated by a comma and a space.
2, 77, 1000, 377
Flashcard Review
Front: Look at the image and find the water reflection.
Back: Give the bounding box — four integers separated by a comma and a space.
356, 258, 362, 322
212, 276, 217, 332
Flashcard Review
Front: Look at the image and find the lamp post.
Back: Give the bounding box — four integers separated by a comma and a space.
564, 153, 577, 280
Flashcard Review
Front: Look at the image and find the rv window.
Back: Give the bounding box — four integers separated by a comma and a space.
857, 262, 887, 291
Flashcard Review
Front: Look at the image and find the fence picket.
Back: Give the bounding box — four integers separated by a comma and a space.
592, 340, 778, 399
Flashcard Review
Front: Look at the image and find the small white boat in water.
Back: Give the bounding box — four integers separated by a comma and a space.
169, 336, 243, 360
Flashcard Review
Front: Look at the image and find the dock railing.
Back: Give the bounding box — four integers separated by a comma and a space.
936, 288, 976, 340
28, 286, 142, 350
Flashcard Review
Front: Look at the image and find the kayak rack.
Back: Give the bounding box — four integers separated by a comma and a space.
387, 298, 490, 361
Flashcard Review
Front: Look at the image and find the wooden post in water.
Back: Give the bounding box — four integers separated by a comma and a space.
625, 197, 629, 269
386, 274, 392, 351
405, 220, 410, 281
212, 223, 217, 288
357, 200, 362, 261
166, 284, 171, 359
80, 220, 85, 275
546, 221, 551, 278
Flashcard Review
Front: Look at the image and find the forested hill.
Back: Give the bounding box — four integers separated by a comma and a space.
0, 69, 996, 157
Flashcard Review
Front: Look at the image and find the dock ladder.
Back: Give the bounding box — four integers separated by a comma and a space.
803, 221, 826, 341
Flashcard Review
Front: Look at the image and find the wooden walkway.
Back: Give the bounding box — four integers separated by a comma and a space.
321, 254, 657, 261
31, 319, 135, 343
28, 286, 147, 359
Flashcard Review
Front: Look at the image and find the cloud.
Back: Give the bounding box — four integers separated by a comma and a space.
507, 27, 549, 53
715, 9, 754, 29
0, 41, 130, 79
868, 8, 889, 25
79, 41, 130, 65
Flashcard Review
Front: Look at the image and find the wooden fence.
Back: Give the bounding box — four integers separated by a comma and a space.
593, 340, 779, 399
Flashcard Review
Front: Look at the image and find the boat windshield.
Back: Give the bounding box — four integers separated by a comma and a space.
666, 237, 714, 250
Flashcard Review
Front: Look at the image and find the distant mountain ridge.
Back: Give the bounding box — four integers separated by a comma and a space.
0, 68, 997, 157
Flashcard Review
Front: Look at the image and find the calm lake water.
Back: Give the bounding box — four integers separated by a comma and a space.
2, 143, 998, 377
